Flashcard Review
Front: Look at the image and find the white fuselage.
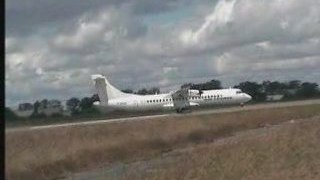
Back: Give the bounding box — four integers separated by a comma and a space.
96, 89, 251, 111
91, 74, 252, 112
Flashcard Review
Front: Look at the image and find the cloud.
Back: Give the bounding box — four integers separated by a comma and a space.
180, 0, 236, 45
6, 0, 186, 37
5, 0, 320, 106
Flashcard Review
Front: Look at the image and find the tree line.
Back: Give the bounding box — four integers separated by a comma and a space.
6, 79, 320, 121
121, 87, 160, 95
234, 80, 319, 102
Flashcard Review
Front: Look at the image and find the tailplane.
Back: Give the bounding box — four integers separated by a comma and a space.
91, 74, 129, 105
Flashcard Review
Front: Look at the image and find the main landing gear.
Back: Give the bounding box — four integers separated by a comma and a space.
176, 108, 192, 113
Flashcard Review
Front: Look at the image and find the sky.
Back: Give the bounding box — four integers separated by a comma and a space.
5, 0, 320, 106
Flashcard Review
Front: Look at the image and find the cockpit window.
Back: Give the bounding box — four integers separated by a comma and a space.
236, 90, 242, 94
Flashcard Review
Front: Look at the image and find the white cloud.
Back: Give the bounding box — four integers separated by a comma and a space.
53, 11, 113, 50
180, 0, 236, 45
5, 0, 320, 106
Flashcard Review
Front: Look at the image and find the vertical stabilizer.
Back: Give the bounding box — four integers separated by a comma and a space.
91, 74, 129, 105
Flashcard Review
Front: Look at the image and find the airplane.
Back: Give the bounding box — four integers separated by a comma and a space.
91, 74, 252, 113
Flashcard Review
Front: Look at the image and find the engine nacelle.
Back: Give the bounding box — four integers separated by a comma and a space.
93, 101, 101, 106
188, 89, 202, 96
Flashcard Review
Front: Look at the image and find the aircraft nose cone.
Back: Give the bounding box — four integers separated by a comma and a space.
246, 94, 252, 101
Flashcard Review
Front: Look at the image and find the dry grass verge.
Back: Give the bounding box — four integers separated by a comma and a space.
6, 104, 320, 179
122, 116, 320, 180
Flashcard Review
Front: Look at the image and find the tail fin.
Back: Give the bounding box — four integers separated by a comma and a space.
91, 74, 129, 105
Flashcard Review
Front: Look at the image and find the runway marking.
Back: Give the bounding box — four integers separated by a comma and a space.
6, 99, 320, 133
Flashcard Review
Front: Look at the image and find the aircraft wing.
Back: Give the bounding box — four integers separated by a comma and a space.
167, 88, 202, 98
163, 87, 202, 111
167, 87, 191, 98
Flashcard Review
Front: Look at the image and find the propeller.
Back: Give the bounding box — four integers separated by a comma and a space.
198, 90, 203, 96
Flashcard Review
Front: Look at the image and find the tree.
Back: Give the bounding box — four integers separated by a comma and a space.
91, 94, 99, 102
122, 89, 134, 93
263, 81, 282, 95
187, 79, 222, 90
30, 100, 47, 118
40, 99, 48, 109
288, 80, 301, 89
33, 101, 40, 115
148, 87, 160, 94
296, 82, 319, 98
206, 79, 222, 90
48, 99, 62, 108
5, 107, 19, 121
234, 81, 266, 102
79, 97, 93, 111
18, 103, 33, 111
181, 83, 193, 89
137, 88, 148, 95
66, 97, 80, 115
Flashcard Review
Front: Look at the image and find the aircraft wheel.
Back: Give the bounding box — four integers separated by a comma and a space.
176, 108, 184, 113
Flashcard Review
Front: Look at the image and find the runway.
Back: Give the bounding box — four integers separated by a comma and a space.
6, 99, 320, 133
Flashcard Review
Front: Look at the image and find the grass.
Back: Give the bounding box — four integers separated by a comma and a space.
123, 116, 320, 180
5, 104, 320, 180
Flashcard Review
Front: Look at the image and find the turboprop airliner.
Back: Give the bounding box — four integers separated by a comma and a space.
91, 74, 252, 113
